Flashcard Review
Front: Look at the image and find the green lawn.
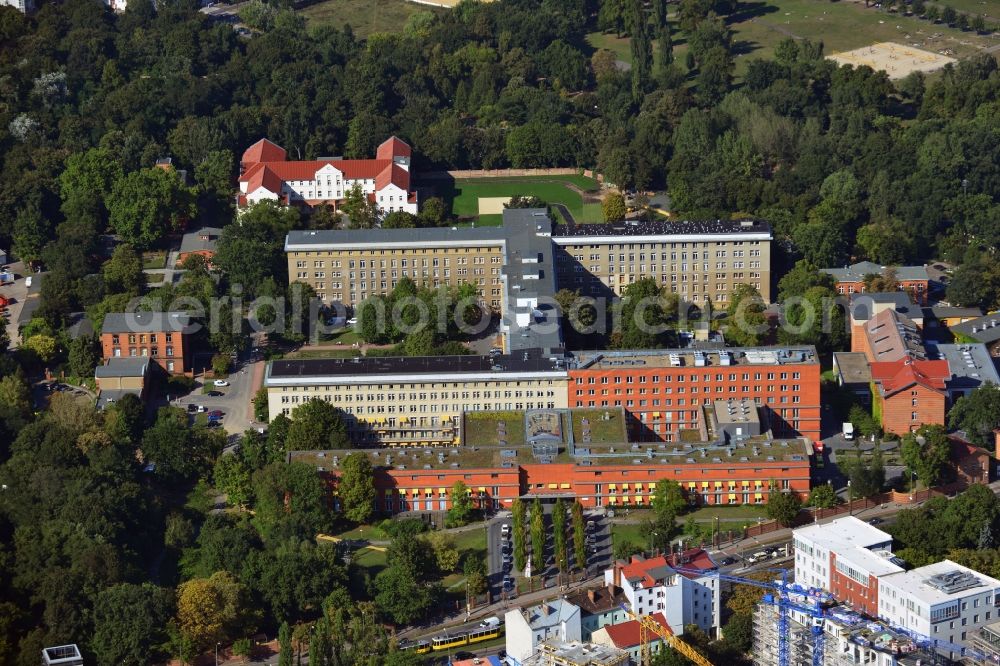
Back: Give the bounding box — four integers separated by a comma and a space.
463, 411, 527, 446
142, 251, 167, 270
334, 523, 389, 541
611, 523, 648, 550
451, 527, 488, 556
684, 504, 768, 521
299, 0, 443, 37
443, 176, 602, 224
571, 409, 627, 445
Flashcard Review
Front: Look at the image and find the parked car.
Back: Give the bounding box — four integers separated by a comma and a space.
868, 517, 883, 526
213, 379, 229, 387
196, 405, 208, 413
208, 410, 224, 417
347, 317, 358, 325
206, 390, 223, 397
187, 404, 198, 413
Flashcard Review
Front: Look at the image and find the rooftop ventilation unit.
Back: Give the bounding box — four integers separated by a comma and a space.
925, 570, 983, 594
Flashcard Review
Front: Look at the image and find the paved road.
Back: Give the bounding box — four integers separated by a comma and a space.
551, 203, 577, 230
171, 350, 265, 435
0, 262, 29, 348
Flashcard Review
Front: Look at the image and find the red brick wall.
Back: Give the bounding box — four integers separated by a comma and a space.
879, 385, 945, 436
836, 280, 929, 304
829, 552, 881, 616
101, 330, 188, 374
567, 361, 821, 443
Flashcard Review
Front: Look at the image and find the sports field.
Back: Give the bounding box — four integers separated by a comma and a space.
588, 0, 996, 78
299, 0, 443, 37
442, 175, 602, 225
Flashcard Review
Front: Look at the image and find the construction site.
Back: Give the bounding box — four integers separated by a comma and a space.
753, 603, 953, 666
522, 642, 629, 666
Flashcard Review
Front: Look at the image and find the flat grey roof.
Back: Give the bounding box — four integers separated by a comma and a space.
551, 218, 771, 239
267, 350, 564, 383
96, 387, 143, 409
850, 292, 921, 321
951, 313, 1000, 344
179, 226, 223, 253
500, 209, 563, 356
834, 352, 873, 385
571, 346, 818, 369
285, 226, 505, 251
101, 311, 192, 334
932, 343, 1000, 387
821, 261, 929, 282
95, 358, 150, 377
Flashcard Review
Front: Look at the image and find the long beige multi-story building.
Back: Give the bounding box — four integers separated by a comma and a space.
265, 352, 569, 446
552, 219, 772, 303
284, 217, 773, 307
285, 227, 507, 308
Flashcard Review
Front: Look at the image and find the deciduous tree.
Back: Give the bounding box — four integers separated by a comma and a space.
338, 453, 376, 524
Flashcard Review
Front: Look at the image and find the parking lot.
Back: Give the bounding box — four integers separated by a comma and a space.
486, 507, 611, 597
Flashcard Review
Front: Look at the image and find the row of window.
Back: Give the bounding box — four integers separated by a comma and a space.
110, 333, 174, 344
577, 372, 802, 383
112, 347, 175, 357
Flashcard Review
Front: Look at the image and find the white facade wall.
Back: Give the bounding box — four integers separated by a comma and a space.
504, 604, 582, 666
608, 571, 718, 636
505, 610, 536, 666
794, 532, 831, 590
878, 579, 1000, 649
241, 164, 417, 215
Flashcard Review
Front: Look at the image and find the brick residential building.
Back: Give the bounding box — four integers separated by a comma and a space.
99, 312, 193, 374
239, 137, 417, 214
869, 358, 950, 435
821, 261, 930, 304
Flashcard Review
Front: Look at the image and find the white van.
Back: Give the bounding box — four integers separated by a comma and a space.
480, 617, 501, 629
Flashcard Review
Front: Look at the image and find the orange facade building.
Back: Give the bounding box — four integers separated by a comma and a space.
566, 348, 822, 444
298, 448, 812, 515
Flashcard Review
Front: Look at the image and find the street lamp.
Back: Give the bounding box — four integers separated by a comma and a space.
215, 642, 220, 666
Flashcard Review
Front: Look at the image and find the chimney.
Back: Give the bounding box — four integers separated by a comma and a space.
587, 588, 597, 603
542, 603, 552, 616
613, 562, 621, 588
994, 429, 1000, 461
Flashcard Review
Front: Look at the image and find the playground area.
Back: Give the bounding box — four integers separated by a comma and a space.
828, 41, 957, 78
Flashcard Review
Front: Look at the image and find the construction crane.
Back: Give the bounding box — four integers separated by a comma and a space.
671, 566, 832, 666
618, 603, 714, 666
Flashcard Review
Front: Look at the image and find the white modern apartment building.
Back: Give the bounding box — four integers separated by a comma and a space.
793, 516, 900, 616
605, 551, 720, 636
878, 560, 1000, 659
238, 136, 417, 215
505, 599, 582, 666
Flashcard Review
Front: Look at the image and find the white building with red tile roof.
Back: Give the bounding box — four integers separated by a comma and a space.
238, 137, 418, 215
590, 613, 670, 663
605, 551, 720, 636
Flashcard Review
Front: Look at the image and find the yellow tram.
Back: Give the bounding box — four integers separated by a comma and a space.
430, 624, 503, 651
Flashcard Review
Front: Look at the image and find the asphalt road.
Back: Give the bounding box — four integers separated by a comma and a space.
170, 346, 264, 435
